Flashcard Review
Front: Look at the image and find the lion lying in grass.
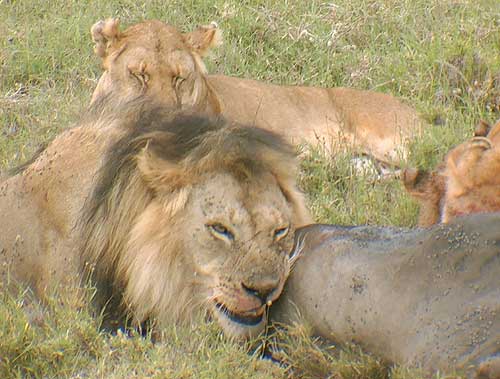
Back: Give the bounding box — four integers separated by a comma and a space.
274, 213, 500, 378
89, 19, 423, 167
0, 94, 310, 340
403, 119, 500, 225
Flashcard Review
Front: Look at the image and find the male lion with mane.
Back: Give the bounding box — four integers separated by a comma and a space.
0, 94, 310, 339
90, 18, 423, 168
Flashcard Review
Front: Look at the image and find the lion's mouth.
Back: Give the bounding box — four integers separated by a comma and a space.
215, 302, 264, 326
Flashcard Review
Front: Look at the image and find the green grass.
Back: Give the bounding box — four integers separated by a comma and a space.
1, 0, 499, 377
0, 287, 284, 378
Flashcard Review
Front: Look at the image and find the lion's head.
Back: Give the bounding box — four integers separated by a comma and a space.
403, 119, 500, 225
80, 102, 311, 339
90, 18, 221, 113
441, 119, 500, 222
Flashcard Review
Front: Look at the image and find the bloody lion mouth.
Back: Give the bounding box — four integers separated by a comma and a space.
215, 302, 264, 326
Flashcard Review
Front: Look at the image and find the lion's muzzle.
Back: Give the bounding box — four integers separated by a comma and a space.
215, 302, 265, 326
241, 277, 281, 306
212, 274, 285, 338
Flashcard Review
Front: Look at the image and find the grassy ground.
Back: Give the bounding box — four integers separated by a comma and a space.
1, 0, 499, 378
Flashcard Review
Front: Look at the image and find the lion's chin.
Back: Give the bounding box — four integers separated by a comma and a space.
212, 303, 266, 340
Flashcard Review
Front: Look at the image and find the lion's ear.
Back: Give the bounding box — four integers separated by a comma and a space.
474, 120, 491, 137
184, 22, 223, 57
277, 176, 312, 227
136, 148, 192, 217
487, 119, 500, 142
136, 147, 190, 192
445, 150, 468, 197
91, 18, 121, 58
401, 168, 421, 192
402, 168, 443, 197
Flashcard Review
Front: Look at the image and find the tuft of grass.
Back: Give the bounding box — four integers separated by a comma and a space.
268, 322, 389, 379
0, 286, 103, 378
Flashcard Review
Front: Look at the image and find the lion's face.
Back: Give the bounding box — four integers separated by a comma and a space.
187, 172, 296, 338
405, 119, 500, 225
90, 19, 221, 111
442, 134, 500, 222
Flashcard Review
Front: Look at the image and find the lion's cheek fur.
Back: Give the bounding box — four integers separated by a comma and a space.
119, 204, 206, 326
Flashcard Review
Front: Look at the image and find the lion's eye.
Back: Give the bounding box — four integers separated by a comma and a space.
128, 62, 149, 87
173, 76, 186, 89
129, 70, 149, 87
274, 226, 289, 241
207, 223, 234, 242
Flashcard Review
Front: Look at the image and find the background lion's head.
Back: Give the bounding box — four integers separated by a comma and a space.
90, 19, 221, 113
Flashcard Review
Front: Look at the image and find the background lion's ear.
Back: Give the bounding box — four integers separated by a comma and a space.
91, 18, 121, 58
184, 22, 223, 57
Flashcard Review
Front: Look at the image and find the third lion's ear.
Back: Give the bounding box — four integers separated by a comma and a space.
91, 18, 121, 58
474, 120, 491, 137
184, 22, 223, 57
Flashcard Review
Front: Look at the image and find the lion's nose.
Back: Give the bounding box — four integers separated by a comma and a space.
241, 277, 280, 304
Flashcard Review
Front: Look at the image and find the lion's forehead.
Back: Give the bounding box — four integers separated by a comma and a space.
118, 25, 194, 66
246, 187, 292, 229
194, 173, 291, 229
124, 22, 185, 47
118, 43, 189, 67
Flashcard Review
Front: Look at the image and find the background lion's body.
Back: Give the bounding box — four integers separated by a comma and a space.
208, 75, 420, 163
91, 19, 422, 167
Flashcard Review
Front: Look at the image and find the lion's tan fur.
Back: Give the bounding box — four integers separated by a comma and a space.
442, 119, 500, 222
90, 19, 424, 166
90, 19, 221, 114
403, 119, 500, 225
0, 95, 310, 338
402, 167, 445, 226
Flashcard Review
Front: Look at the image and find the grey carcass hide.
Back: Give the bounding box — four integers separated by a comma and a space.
273, 213, 500, 378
